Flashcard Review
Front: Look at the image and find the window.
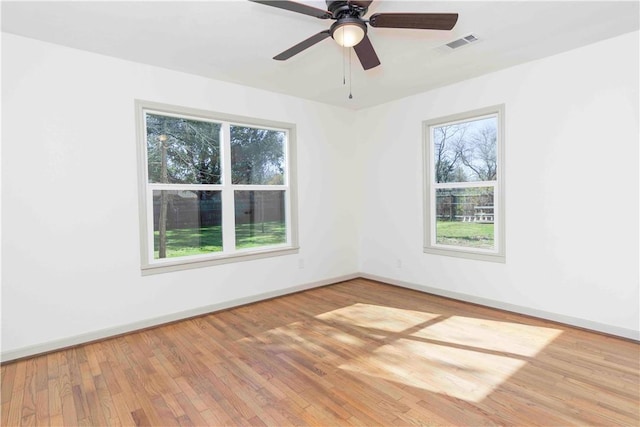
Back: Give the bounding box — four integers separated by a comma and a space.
423, 105, 505, 262
136, 101, 298, 274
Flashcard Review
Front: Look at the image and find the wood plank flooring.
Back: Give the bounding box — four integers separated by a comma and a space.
2, 278, 639, 426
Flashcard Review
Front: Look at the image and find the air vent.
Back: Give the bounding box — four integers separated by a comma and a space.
445, 33, 479, 50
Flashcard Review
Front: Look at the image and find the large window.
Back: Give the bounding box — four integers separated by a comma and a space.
423, 105, 505, 262
136, 101, 298, 273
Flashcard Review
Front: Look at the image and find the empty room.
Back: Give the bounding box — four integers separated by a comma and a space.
1, 0, 639, 425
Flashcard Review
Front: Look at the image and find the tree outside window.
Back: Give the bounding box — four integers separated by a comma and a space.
137, 102, 298, 273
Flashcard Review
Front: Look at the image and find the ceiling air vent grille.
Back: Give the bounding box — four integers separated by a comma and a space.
445, 33, 479, 50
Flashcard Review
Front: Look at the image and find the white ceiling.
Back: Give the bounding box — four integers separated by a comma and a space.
2, 1, 638, 109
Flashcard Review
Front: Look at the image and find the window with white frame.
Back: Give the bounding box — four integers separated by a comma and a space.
423, 105, 505, 262
136, 101, 298, 274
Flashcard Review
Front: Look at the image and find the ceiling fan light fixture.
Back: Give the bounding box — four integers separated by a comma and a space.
251, 0, 459, 71
330, 18, 366, 47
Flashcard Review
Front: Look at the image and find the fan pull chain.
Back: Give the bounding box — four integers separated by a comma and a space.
339, 26, 353, 100
348, 48, 353, 99
342, 45, 346, 85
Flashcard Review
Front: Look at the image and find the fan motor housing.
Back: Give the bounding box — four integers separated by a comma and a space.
326, 1, 368, 18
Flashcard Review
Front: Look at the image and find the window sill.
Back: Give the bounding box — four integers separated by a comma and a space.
423, 246, 505, 263
141, 246, 300, 275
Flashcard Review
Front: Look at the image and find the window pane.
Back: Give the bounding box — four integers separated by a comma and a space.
435, 187, 494, 249
432, 116, 497, 183
152, 190, 222, 259
230, 125, 285, 185
235, 191, 286, 249
146, 113, 221, 184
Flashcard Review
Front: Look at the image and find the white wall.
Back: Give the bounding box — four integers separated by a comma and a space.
1, 34, 360, 359
356, 31, 639, 339
2, 30, 638, 361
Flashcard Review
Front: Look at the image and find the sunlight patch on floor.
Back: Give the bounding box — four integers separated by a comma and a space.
319, 303, 562, 402
340, 338, 527, 402
413, 315, 563, 357
316, 303, 441, 333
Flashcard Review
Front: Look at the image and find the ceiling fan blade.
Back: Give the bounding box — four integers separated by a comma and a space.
369, 13, 458, 30
249, 0, 332, 19
274, 30, 331, 60
353, 34, 381, 70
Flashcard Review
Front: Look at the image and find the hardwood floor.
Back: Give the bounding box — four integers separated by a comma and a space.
2, 278, 639, 426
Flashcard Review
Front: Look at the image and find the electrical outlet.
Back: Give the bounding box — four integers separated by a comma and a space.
298, 259, 305, 269
396, 259, 402, 268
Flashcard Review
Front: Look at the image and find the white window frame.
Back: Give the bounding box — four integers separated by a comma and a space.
422, 104, 505, 262
135, 100, 299, 275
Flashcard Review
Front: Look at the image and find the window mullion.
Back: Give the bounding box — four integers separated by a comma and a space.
221, 122, 236, 252
232, 184, 288, 191
148, 183, 222, 191
433, 180, 496, 189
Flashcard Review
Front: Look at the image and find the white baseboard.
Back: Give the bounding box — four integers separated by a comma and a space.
360, 272, 640, 342
0, 273, 359, 363
3, 271, 636, 363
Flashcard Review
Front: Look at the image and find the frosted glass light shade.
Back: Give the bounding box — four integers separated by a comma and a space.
332, 23, 365, 47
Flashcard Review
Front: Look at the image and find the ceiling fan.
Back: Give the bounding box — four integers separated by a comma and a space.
250, 0, 459, 70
